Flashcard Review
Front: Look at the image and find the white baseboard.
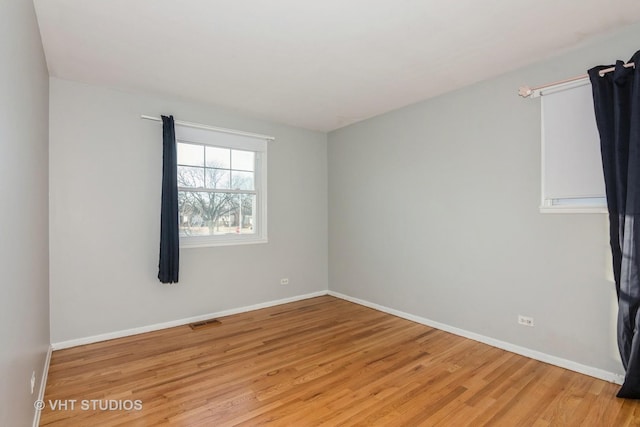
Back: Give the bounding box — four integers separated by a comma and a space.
32, 344, 53, 427
51, 291, 327, 350
49, 288, 625, 386
328, 290, 625, 385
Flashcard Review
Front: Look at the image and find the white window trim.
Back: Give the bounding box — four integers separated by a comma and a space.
175, 124, 269, 248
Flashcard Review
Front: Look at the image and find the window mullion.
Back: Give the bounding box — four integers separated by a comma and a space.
178, 187, 256, 195
202, 145, 207, 189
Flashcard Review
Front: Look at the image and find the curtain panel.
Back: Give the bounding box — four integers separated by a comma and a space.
158, 115, 179, 284
589, 50, 640, 398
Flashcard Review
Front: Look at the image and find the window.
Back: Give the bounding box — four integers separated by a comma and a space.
175, 124, 268, 247
539, 80, 607, 213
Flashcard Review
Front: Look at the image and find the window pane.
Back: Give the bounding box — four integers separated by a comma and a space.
206, 168, 230, 189
231, 194, 256, 235
178, 191, 255, 236
177, 143, 204, 167
232, 150, 255, 171
177, 166, 204, 188
231, 171, 254, 190
206, 146, 231, 169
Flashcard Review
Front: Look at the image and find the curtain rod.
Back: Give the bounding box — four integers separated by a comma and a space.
519, 61, 635, 98
140, 115, 275, 141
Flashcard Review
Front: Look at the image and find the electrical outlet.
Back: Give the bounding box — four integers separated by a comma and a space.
518, 315, 534, 327
280, 278, 289, 285
30, 371, 36, 394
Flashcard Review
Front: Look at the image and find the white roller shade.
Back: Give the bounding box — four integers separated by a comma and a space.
541, 82, 606, 212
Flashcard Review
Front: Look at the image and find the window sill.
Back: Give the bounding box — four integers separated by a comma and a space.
539, 206, 607, 214
180, 235, 268, 248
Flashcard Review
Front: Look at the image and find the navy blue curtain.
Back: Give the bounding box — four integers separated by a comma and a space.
158, 115, 179, 284
589, 50, 640, 398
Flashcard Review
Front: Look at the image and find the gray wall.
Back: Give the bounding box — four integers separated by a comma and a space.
328, 24, 640, 376
49, 78, 328, 343
0, 0, 50, 425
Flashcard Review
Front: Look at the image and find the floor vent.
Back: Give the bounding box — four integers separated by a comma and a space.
189, 319, 222, 330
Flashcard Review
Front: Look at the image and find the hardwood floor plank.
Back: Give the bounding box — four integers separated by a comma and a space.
39, 296, 640, 426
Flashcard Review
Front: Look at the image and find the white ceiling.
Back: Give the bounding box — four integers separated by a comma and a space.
34, 0, 640, 132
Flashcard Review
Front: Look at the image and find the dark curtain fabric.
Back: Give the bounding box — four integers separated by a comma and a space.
589, 50, 640, 398
158, 115, 179, 284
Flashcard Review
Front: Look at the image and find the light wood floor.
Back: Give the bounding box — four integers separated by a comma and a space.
40, 296, 640, 426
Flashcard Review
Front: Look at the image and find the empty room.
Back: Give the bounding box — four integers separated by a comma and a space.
5, 0, 640, 425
